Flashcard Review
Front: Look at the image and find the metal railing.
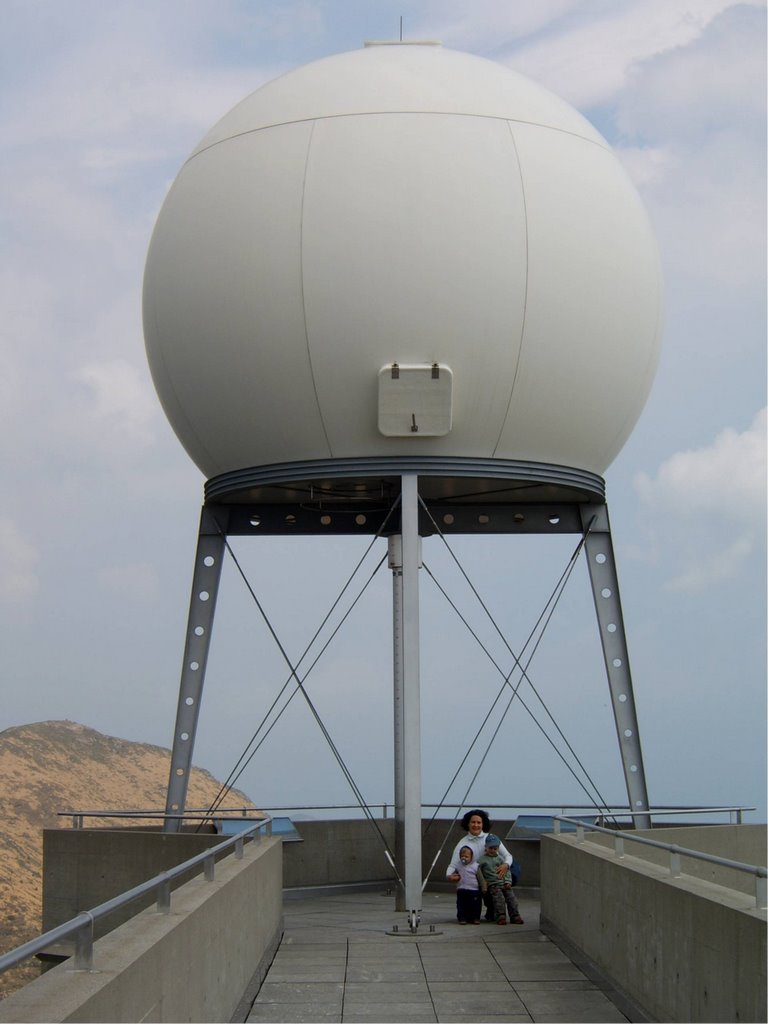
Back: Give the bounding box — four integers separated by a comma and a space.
58, 803, 756, 826
0, 817, 273, 977
553, 814, 767, 909
58, 807, 261, 829
251, 802, 757, 823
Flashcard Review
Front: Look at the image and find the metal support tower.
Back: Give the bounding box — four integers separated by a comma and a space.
162, 466, 651, 844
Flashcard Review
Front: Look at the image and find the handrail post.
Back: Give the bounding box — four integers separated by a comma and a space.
204, 855, 215, 881
235, 836, 244, 859
554, 818, 561, 835
576, 824, 584, 844
157, 878, 171, 914
670, 846, 682, 877
756, 873, 767, 910
614, 835, 625, 859
72, 914, 94, 971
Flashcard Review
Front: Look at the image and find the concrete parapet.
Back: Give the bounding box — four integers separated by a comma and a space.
588, 823, 767, 897
283, 818, 396, 887
281, 816, 535, 889
43, 827, 226, 941
0, 836, 282, 1023
540, 826, 767, 1023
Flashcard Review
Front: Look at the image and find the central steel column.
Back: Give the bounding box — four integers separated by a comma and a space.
389, 473, 423, 925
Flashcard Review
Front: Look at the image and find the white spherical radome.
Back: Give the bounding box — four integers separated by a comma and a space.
143, 43, 662, 487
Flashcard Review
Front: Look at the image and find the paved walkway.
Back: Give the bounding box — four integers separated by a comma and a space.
246, 887, 644, 1023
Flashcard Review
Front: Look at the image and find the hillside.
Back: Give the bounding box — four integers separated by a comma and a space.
0, 720, 258, 999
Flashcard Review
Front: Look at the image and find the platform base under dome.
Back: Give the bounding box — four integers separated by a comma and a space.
203, 456, 606, 536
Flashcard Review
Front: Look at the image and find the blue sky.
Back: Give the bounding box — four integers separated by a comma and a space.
1, 1, 765, 823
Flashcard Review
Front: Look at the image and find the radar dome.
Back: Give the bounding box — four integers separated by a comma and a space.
143, 43, 662, 496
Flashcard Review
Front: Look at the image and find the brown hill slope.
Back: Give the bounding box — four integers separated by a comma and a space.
0, 720, 258, 999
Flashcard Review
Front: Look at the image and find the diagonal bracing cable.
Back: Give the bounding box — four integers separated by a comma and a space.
202, 497, 401, 817
197, 506, 406, 884
418, 512, 619, 878
420, 552, 613, 886
204, 549, 388, 818
211, 536, 403, 882
201, 524, 391, 818
421, 503, 614, 815
424, 545, 615, 820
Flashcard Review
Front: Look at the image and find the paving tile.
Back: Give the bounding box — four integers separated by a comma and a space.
428, 981, 518, 993
490, 946, 574, 962
512, 980, 596, 992
345, 965, 427, 982
518, 989, 629, 1021
341, 1004, 437, 1023
254, 981, 343, 1005
430, 989, 528, 1016
426, 942, 496, 951
342, 980, 431, 1001
274, 947, 348, 958
530, 1014, 628, 1023
247, 1006, 341, 1023
500, 964, 588, 982
347, 943, 421, 959
421, 965, 508, 982
437, 1016, 533, 1023
417, 940, 481, 953
278, 940, 348, 951
417, 946, 495, 962
263, 966, 347, 982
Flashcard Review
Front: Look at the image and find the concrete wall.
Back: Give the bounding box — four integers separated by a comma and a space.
587, 823, 766, 896
283, 817, 539, 889
540, 828, 767, 1023
283, 818, 396, 887
39, 818, 533, 946
0, 835, 282, 1024
43, 828, 226, 940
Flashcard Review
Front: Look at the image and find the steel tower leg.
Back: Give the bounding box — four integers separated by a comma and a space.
164, 506, 227, 832
581, 504, 651, 829
389, 474, 423, 926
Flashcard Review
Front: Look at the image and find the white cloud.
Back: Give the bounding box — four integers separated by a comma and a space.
412, 0, 579, 53
489, 0, 749, 109
661, 536, 754, 592
615, 4, 766, 142
616, 145, 677, 188
73, 359, 158, 448
0, 518, 40, 605
633, 408, 767, 589
614, 4, 766, 290
1, 4, 285, 158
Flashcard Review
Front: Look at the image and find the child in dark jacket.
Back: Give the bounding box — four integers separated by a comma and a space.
475, 834, 524, 925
